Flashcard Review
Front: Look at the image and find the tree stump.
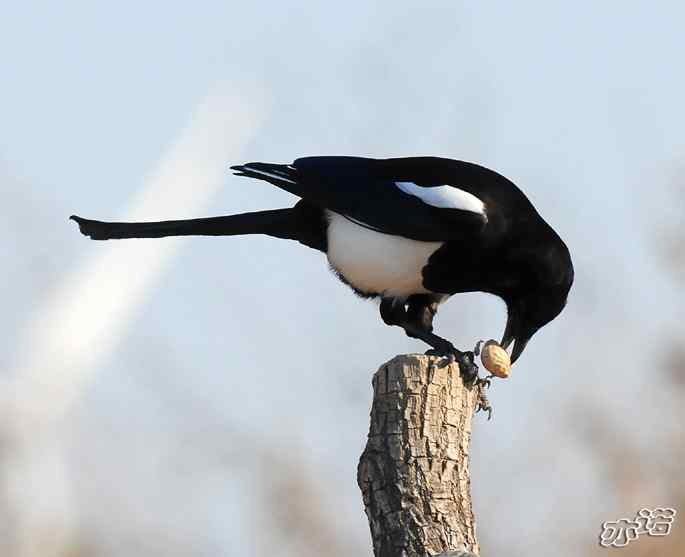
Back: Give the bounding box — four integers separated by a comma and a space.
357, 354, 481, 557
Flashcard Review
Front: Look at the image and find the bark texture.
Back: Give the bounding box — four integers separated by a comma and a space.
357, 354, 481, 557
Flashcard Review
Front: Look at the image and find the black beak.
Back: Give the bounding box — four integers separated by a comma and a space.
509, 335, 531, 364
500, 305, 535, 364
500, 313, 516, 350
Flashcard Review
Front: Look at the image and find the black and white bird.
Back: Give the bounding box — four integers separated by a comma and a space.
71, 156, 573, 380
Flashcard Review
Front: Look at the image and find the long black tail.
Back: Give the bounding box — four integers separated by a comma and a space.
69, 209, 297, 241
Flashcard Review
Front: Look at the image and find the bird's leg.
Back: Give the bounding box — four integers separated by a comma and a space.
382, 296, 479, 384
471, 340, 490, 387
476, 381, 493, 420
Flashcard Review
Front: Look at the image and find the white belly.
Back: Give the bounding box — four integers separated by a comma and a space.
325, 211, 443, 298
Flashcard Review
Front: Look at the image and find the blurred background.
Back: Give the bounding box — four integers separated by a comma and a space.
1, 1, 683, 556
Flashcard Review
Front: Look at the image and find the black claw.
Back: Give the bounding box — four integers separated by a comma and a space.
456, 351, 479, 384
485, 407, 493, 420
476, 397, 493, 420
425, 344, 457, 368
426, 346, 480, 380
473, 340, 484, 357
435, 356, 452, 369
477, 377, 491, 390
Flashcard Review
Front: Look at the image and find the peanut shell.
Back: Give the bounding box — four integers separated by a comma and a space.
480, 340, 511, 378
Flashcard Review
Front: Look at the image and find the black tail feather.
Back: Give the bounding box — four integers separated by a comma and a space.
69, 209, 297, 241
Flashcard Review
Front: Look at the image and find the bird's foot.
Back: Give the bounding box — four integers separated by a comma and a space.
476, 382, 493, 421
424, 341, 493, 418
424, 344, 479, 384
475, 374, 496, 390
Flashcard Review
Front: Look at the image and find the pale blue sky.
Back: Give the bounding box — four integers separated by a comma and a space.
2, 2, 684, 556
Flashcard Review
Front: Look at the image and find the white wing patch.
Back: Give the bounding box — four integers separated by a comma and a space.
395, 181, 485, 214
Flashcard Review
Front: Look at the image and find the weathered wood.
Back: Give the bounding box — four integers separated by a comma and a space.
357, 354, 481, 557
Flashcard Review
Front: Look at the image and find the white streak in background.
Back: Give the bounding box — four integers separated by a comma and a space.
1, 85, 268, 557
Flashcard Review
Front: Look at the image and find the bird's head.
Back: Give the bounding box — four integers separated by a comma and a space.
500, 240, 574, 363
499, 289, 565, 363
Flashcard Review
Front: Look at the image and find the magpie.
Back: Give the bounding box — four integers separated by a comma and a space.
70, 156, 573, 381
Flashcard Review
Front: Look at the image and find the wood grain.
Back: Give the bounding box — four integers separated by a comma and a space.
357, 354, 481, 557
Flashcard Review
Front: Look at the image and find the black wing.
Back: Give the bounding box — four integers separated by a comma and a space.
231, 156, 498, 242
